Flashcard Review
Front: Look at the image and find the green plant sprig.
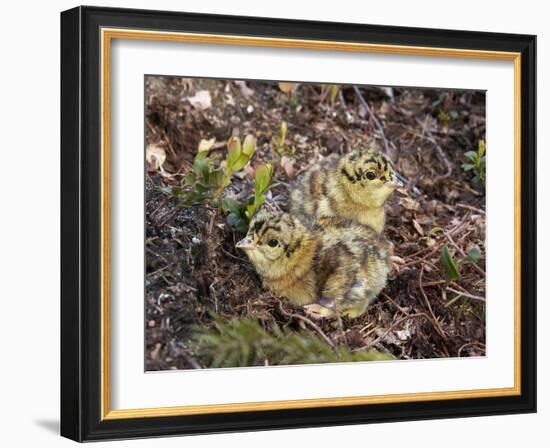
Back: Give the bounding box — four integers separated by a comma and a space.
170, 135, 257, 207
223, 163, 274, 233
462, 139, 486, 186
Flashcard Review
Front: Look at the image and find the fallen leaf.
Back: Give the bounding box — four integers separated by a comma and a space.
398, 197, 420, 211
278, 82, 297, 93
185, 90, 211, 110
396, 329, 411, 341
234, 80, 254, 97
412, 218, 424, 236
280, 155, 295, 179
146, 144, 166, 172
374, 328, 401, 345
198, 138, 216, 153
389, 255, 406, 265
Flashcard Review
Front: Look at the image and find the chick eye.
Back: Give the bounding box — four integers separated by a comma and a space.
267, 239, 279, 247
365, 171, 377, 180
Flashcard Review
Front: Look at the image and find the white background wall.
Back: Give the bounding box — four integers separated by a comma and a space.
0, 0, 546, 446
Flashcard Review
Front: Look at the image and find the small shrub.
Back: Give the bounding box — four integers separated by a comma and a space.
170, 135, 256, 206
462, 140, 486, 185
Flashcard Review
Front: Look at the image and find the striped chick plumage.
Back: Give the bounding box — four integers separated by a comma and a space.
236, 210, 390, 318
290, 141, 401, 234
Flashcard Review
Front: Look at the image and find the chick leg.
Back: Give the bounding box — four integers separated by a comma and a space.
303, 299, 336, 320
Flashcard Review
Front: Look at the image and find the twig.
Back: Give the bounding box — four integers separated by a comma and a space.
419, 265, 447, 339
146, 120, 158, 137
170, 341, 203, 369
157, 208, 180, 228
360, 313, 426, 350
382, 292, 411, 316
458, 341, 486, 357
277, 300, 335, 349
161, 130, 178, 159
150, 196, 172, 218
416, 117, 453, 178
456, 203, 486, 215
146, 263, 175, 277
446, 287, 485, 302
353, 86, 389, 154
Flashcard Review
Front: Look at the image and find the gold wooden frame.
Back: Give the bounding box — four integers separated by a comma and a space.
100, 28, 522, 421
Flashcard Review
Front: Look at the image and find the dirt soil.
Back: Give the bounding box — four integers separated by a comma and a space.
144, 76, 486, 370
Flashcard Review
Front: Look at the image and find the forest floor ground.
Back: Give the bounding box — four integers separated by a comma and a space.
144, 76, 486, 370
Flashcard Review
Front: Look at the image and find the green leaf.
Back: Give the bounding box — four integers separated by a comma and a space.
462, 163, 475, 171
465, 246, 481, 263
226, 213, 249, 233
232, 154, 251, 173
195, 149, 209, 161
185, 190, 206, 205
195, 183, 210, 194
242, 135, 256, 157
478, 139, 486, 158
280, 121, 287, 138
255, 163, 273, 194
440, 244, 460, 281
222, 197, 244, 216
428, 226, 444, 236
226, 213, 241, 228
208, 169, 224, 188
464, 150, 478, 161
329, 85, 339, 103
445, 293, 464, 308
246, 196, 266, 219
184, 172, 197, 185
193, 158, 211, 182
171, 186, 183, 198
226, 136, 242, 170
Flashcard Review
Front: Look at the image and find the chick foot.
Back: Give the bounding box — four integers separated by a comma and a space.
303, 302, 336, 320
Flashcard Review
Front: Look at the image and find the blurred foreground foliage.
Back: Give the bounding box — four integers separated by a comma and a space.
190, 316, 392, 368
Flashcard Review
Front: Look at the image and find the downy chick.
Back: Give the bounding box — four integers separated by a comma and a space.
290, 141, 402, 234
236, 210, 390, 318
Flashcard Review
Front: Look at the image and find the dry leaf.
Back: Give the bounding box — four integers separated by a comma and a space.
412, 218, 424, 236
234, 80, 254, 97
185, 90, 211, 110
374, 328, 400, 345
244, 164, 256, 179
425, 237, 436, 248
278, 82, 297, 93
146, 144, 166, 173
280, 155, 295, 179
396, 329, 411, 341
389, 255, 406, 265
399, 197, 420, 211
198, 138, 216, 153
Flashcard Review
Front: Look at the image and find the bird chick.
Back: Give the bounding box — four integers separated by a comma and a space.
290, 141, 401, 234
236, 210, 390, 318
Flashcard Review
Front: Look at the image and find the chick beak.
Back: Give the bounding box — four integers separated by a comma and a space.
236, 236, 256, 251
385, 175, 404, 189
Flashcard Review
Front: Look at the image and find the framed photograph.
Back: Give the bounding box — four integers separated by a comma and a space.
60, 6, 536, 442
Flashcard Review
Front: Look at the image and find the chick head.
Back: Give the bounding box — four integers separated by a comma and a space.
236, 209, 312, 280
339, 144, 402, 208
